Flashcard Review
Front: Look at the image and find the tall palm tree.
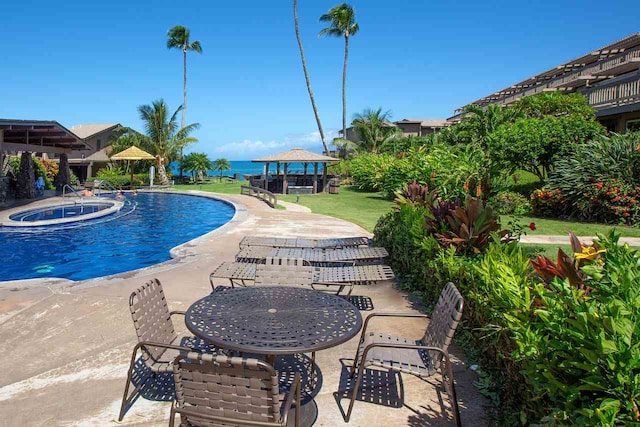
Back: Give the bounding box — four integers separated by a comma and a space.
351, 108, 400, 153
167, 25, 202, 176
319, 4, 359, 145
138, 100, 200, 185
293, 0, 329, 155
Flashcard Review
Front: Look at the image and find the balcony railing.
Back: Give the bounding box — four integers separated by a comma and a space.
586, 76, 640, 110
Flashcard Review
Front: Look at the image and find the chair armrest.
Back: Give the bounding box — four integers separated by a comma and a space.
359, 342, 454, 379
129, 340, 201, 368
280, 372, 301, 425
360, 312, 431, 339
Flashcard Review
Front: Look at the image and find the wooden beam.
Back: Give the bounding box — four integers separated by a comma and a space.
264, 162, 269, 191
1, 142, 70, 154
322, 162, 327, 193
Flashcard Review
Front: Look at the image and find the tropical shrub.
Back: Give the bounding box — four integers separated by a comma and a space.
530, 187, 569, 217
95, 171, 148, 188
349, 153, 394, 191
487, 190, 531, 215
41, 159, 59, 184
10, 155, 54, 190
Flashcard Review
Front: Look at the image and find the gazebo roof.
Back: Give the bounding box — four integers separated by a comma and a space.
252, 148, 338, 163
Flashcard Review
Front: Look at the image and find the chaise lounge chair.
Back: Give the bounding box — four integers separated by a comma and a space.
170, 352, 301, 427
342, 282, 464, 425
239, 235, 373, 250
235, 246, 389, 266
210, 260, 395, 289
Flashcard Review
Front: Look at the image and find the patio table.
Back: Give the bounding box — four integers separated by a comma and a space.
185, 286, 362, 355
185, 286, 363, 426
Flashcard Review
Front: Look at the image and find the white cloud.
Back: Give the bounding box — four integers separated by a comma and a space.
214, 129, 340, 159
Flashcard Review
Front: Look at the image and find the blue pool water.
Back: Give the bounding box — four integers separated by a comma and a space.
0, 192, 235, 282
10, 202, 114, 222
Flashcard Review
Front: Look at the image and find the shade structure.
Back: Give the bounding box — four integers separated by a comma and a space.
252, 148, 339, 194
110, 146, 155, 189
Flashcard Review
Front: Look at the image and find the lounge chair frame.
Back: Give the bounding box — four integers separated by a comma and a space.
239, 235, 373, 250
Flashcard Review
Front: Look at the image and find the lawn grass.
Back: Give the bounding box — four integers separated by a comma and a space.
280, 186, 394, 232
507, 215, 640, 238
520, 243, 573, 259
173, 180, 243, 194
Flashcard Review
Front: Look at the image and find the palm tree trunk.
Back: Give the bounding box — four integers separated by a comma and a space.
293, 0, 329, 155
342, 34, 349, 150
158, 160, 169, 186
179, 48, 187, 178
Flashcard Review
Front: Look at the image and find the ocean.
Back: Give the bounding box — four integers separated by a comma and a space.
169, 160, 325, 180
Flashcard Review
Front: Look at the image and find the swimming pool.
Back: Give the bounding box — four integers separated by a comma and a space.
0, 192, 235, 281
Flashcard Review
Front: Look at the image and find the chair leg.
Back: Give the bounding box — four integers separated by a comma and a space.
118, 361, 139, 421
345, 361, 366, 422
295, 378, 301, 427
310, 352, 316, 385
169, 400, 176, 427
442, 361, 462, 427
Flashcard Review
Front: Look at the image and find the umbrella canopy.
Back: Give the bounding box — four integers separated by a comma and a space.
110, 146, 155, 161
110, 146, 155, 190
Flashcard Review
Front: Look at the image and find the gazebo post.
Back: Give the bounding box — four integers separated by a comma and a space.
129, 160, 134, 190
303, 162, 308, 186
264, 162, 270, 191
313, 163, 318, 194
276, 162, 281, 192
322, 162, 327, 193
283, 163, 288, 195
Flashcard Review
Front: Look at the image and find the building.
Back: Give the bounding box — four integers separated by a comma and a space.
451, 33, 640, 132
341, 118, 450, 143
394, 118, 450, 136
67, 123, 122, 182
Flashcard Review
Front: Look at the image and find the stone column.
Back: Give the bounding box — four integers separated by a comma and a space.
16, 152, 36, 199
55, 153, 71, 192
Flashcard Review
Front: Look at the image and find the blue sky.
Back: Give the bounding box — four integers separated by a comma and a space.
1, 1, 638, 159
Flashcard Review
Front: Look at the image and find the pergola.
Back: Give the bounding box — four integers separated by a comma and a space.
252, 148, 339, 194
0, 119, 88, 197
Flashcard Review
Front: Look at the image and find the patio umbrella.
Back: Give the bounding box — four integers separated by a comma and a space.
110, 146, 155, 190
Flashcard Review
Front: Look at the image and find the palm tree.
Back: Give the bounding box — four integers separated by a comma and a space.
293, 0, 329, 155
138, 99, 200, 185
167, 25, 202, 176
458, 104, 523, 148
212, 158, 231, 181
351, 108, 400, 153
181, 152, 212, 181
319, 4, 359, 145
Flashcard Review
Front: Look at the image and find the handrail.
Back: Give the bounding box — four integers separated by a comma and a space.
240, 185, 278, 208
93, 179, 119, 196
62, 184, 82, 199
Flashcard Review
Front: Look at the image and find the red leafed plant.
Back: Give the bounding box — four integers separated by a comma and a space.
530, 232, 601, 293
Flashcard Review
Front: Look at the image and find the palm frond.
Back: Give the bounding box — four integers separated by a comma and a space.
189, 40, 203, 54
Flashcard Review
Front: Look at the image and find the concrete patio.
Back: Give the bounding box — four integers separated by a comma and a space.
0, 190, 488, 426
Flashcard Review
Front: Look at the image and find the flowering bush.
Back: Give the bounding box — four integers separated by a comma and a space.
578, 179, 640, 225
530, 187, 569, 217
487, 190, 532, 215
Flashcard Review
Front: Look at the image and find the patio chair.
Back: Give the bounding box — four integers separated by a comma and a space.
239, 235, 373, 250
170, 352, 301, 427
344, 282, 464, 426
118, 278, 218, 421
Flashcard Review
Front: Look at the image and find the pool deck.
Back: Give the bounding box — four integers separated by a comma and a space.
0, 190, 489, 426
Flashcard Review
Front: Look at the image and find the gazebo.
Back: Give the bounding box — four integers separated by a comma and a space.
251, 148, 339, 194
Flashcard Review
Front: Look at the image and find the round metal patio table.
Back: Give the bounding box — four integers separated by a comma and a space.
185, 286, 363, 426
185, 286, 363, 355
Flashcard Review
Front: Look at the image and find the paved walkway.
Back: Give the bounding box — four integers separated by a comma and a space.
0, 190, 488, 427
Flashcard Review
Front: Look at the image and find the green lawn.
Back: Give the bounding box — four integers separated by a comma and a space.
507, 215, 640, 238
173, 180, 243, 194
279, 187, 394, 232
